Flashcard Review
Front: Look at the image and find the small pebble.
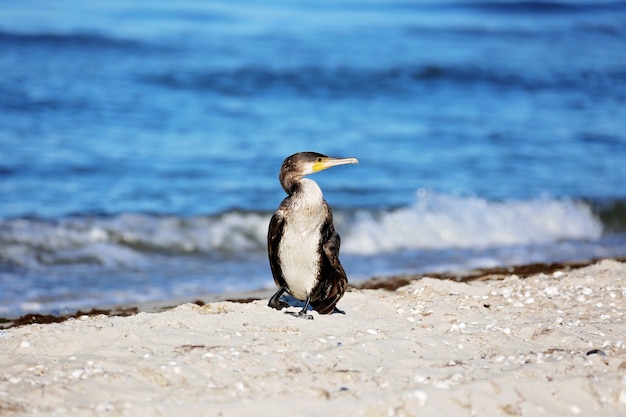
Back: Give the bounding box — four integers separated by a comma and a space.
413, 390, 428, 405
95, 403, 115, 412
586, 349, 608, 358
544, 286, 559, 296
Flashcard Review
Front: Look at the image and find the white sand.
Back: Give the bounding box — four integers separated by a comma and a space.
1, 259, 625, 416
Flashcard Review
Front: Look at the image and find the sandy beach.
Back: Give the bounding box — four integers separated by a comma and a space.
1, 259, 625, 416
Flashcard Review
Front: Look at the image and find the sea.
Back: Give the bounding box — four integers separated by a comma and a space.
1, 0, 626, 318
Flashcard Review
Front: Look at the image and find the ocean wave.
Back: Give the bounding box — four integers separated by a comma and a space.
0, 212, 270, 269
0, 193, 611, 269
141, 63, 626, 98
0, 30, 147, 50
340, 191, 603, 255
350, 0, 626, 15
447, 1, 626, 15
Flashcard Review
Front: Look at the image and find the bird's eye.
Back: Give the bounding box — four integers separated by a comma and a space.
317, 157, 322, 162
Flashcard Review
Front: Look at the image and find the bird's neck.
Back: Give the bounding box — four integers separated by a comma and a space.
288, 178, 325, 219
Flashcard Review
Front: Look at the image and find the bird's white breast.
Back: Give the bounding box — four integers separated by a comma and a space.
278, 179, 326, 301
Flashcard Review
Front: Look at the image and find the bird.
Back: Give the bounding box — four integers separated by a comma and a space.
267, 151, 358, 319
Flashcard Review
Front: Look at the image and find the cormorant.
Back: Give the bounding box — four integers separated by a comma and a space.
267, 152, 358, 319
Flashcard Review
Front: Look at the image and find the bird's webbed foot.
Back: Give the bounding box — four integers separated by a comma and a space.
268, 287, 289, 311
285, 310, 314, 320
285, 296, 313, 320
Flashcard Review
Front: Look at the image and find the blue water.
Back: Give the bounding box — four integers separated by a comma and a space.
1, 0, 626, 317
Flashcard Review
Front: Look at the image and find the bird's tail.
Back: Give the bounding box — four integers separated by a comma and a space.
310, 294, 341, 315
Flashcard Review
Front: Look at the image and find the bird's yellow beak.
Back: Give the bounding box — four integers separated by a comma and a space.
312, 157, 359, 173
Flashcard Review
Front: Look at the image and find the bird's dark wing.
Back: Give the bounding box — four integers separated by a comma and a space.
310, 202, 348, 314
267, 206, 287, 290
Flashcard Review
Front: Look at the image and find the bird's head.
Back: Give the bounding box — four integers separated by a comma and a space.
279, 152, 359, 193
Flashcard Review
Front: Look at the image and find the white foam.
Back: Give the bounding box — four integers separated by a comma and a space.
341, 191, 603, 255
0, 192, 606, 269
0, 212, 272, 268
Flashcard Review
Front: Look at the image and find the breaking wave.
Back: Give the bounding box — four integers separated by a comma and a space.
340, 191, 603, 254
0, 192, 609, 269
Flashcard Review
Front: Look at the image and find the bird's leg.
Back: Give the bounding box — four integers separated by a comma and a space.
332, 306, 346, 315
285, 297, 314, 320
268, 286, 289, 310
